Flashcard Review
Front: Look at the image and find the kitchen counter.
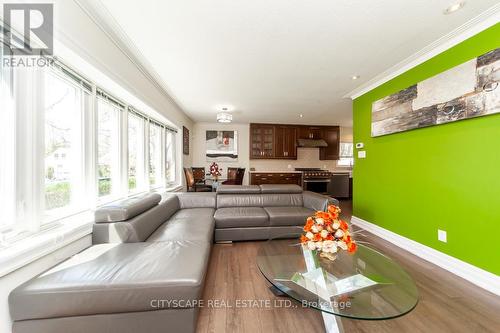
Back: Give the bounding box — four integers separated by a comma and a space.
249, 171, 302, 186
249, 170, 303, 174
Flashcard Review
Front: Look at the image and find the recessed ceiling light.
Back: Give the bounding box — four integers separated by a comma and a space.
444, 2, 465, 14
299, 114, 303, 118
216, 105, 234, 112
352, 75, 360, 80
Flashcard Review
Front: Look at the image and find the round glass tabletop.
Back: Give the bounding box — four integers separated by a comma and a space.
256, 238, 418, 320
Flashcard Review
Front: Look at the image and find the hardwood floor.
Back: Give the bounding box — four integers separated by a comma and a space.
196, 201, 500, 333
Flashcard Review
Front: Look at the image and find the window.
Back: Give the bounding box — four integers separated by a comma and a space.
148, 122, 163, 187
0, 52, 179, 244
0, 40, 16, 231
97, 97, 122, 198
44, 71, 85, 217
337, 142, 354, 167
165, 130, 176, 184
128, 112, 145, 192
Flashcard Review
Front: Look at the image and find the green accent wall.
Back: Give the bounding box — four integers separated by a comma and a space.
353, 23, 500, 275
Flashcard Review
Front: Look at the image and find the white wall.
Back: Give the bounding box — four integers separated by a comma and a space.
0, 1, 193, 329
340, 126, 353, 142
192, 123, 250, 185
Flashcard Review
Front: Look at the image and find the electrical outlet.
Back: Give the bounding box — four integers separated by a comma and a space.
438, 229, 447, 243
287, 164, 292, 169
358, 151, 366, 158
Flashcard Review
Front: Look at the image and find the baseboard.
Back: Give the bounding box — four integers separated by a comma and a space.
351, 216, 500, 296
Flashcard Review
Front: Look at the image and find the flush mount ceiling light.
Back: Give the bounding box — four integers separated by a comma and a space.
444, 1, 465, 14
351, 75, 360, 80
216, 112, 232, 123
215, 105, 233, 123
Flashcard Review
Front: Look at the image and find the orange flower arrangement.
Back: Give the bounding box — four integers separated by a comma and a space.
300, 204, 357, 259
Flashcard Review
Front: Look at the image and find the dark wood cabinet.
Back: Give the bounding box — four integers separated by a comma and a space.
274, 125, 297, 159
250, 123, 340, 160
319, 126, 340, 160
250, 172, 302, 186
250, 124, 275, 159
299, 126, 322, 140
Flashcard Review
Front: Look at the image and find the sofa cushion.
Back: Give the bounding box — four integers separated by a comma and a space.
302, 191, 338, 211
92, 196, 180, 244
170, 207, 215, 219
175, 192, 216, 209
216, 185, 261, 194
259, 184, 303, 194
264, 206, 315, 226
94, 193, 162, 222
261, 193, 303, 207
214, 207, 269, 228
217, 194, 262, 208
9, 241, 211, 321
146, 208, 215, 243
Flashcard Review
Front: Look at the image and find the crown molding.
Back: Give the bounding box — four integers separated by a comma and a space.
73, 0, 192, 122
345, 4, 500, 100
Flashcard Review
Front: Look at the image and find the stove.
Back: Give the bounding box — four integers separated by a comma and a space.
295, 168, 333, 194
295, 168, 333, 180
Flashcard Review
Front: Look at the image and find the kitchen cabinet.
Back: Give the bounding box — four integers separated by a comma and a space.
250, 124, 275, 159
250, 172, 302, 186
319, 126, 340, 160
274, 125, 297, 159
299, 126, 322, 140
249, 123, 340, 160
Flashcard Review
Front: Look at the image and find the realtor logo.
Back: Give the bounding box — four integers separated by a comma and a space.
3, 3, 53, 56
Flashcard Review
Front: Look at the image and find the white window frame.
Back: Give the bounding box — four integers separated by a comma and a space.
337, 142, 354, 167
95, 90, 136, 205
165, 129, 177, 186
42, 69, 89, 223
0, 40, 17, 234
148, 121, 164, 189
127, 111, 147, 193
1, 56, 180, 246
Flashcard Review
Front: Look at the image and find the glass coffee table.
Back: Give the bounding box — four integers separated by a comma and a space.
257, 238, 418, 333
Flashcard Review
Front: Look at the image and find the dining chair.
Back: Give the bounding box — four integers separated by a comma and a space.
183, 167, 212, 192
191, 167, 206, 183
223, 167, 238, 183
222, 167, 245, 185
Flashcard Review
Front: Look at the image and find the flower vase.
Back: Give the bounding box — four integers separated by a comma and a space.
319, 252, 337, 261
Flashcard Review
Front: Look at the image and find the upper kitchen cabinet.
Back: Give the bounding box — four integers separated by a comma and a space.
299, 126, 322, 140
249, 123, 339, 160
250, 124, 275, 158
274, 125, 297, 159
319, 126, 340, 160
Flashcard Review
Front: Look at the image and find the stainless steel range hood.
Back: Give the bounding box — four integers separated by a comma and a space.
297, 139, 328, 148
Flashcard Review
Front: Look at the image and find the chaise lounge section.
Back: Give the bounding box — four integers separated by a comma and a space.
9, 192, 216, 333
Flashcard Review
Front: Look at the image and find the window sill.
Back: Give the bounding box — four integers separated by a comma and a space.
0, 211, 94, 278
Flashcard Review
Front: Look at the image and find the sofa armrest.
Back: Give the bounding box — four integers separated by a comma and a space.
176, 192, 217, 209
303, 191, 339, 211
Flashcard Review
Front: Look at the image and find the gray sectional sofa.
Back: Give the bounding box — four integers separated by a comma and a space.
214, 185, 337, 241
9, 185, 337, 333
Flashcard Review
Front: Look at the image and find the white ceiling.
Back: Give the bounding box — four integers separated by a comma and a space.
90, 0, 500, 126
